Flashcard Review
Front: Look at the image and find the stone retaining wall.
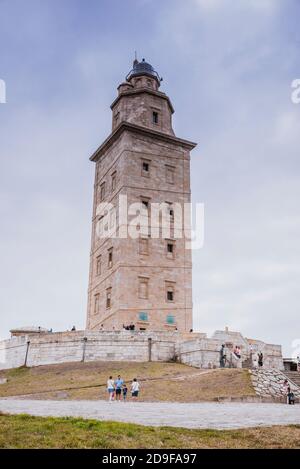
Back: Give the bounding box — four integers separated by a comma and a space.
0, 328, 284, 371
0, 331, 183, 369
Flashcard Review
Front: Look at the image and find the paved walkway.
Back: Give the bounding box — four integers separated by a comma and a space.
0, 399, 300, 429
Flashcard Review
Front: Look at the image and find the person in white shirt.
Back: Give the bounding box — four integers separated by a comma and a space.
282, 379, 290, 404
107, 376, 115, 402
131, 378, 140, 400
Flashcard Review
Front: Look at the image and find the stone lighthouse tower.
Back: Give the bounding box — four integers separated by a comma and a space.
86, 58, 197, 332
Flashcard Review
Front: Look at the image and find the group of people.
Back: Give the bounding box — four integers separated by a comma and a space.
98, 324, 136, 331
220, 344, 244, 367
106, 375, 140, 402
233, 345, 241, 359
122, 323, 136, 331
219, 344, 264, 368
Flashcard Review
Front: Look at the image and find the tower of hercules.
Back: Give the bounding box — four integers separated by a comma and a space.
86, 58, 197, 332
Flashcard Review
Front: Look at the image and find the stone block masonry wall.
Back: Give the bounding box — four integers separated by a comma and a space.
178, 337, 283, 370
0, 328, 284, 372
0, 336, 30, 370
250, 369, 300, 399
0, 331, 181, 370
177, 338, 222, 369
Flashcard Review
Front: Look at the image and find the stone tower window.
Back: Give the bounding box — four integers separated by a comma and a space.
141, 159, 150, 177
141, 198, 149, 209
106, 288, 112, 309
108, 248, 113, 268
167, 290, 174, 302
96, 255, 102, 276
138, 277, 149, 299
94, 294, 100, 315
100, 182, 106, 202
166, 282, 175, 302
166, 165, 175, 184
152, 111, 159, 124
97, 215, 105, 238
111, 171, 117, 191
114, 111, 120, 126
166, 240, 175, 259
139, 198, 150, 236
109, 208, 116, 230
166, 202, 175, 222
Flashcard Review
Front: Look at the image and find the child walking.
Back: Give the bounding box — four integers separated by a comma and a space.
122, 383, 128, 402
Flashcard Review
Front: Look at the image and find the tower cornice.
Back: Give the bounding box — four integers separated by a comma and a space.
90, 121, 197, 162
110, 87, 175, 114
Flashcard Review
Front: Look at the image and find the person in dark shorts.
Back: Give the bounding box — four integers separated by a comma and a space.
288, 387, 295, 405
114, 375, 124, 402
122, 383, 128, 401
131, 378, 140, 400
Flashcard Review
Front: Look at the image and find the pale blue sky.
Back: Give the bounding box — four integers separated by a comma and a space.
0, 0, 300, 355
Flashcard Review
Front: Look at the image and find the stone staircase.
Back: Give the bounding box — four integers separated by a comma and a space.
283, 371, 300, 389
250, 369, 300, 401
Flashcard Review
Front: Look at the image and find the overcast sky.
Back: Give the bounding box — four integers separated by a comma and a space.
0, 0, 299, 355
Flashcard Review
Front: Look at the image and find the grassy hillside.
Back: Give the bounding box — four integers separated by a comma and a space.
0, 413, 299, 449
0, 361, 255, 401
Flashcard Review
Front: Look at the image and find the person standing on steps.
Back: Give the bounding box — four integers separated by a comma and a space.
219, 344, 226, 368
258, 352, 263, 368
233, 345, 241, 359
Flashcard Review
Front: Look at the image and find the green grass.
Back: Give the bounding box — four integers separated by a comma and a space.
0, 414, 299, 448
0, 361, 255, 402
